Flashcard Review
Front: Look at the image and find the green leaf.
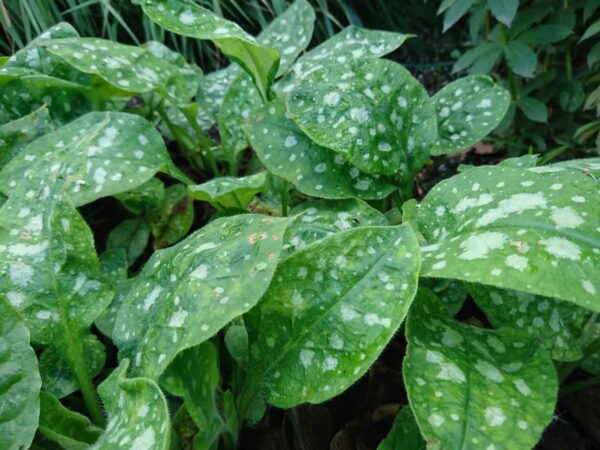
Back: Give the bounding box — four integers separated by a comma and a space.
441, 0, 476, 32
0, 105, 53, 169
107, 218, 151, 266
114, 214, 293, 379
189, 172, 266, 209
452, 43, 503, 74
243, 224, 420, 408
92, 360, 170, 450
95, 279, 134, 339
151, 184, 194, 248
431, 75, 511, 155
278, 25, 411, 95
580, 19, 600, 42
161, 343, 228, 449
488, 0, 519, 26
286, 58, 437, 176
504, 41, 537, 77
0, 297, 41, 450
39, 334, 106, 398
519, 25, 572, 44
197, 67, 240, 127
404, 290, 557, 449
517, 96, 548, 122
0, 111, 182, 207
115, 177, 165, 216
100, 248, 129, 282
283, 198, 388, 257
44, 38, 197, 105
468, 285, 591, 361
377, 407, 425, 450
38, 391, 103, 450
136, 0, 280, 102
247, 99, 396, 199
418, 161, 600, 310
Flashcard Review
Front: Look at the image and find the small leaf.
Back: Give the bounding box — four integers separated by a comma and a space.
114, 214, 293, 379
107, 218, 151, 266
519, 25, 572, 44
247, 99, 395, 200
151, 184, 194, 248
580, 19, 600, 42
441, 0, 476, 32
505, 41, 537, 77
517, 96, 548, 122
418, 160, 600, 310
404, 290, 557, 449
100, 248, 129, 282
115, 177, 165, 217
377, 407, 425, 450
286, 58, 437, 176
488, 0, 519, 26
243, 224, 420, 407
0, 297, 41, 450
188, 172, 266, 209
431, 75, 511, 155
91, 361, 170, 450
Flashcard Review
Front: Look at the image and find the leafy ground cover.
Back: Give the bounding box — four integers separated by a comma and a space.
0, 1, 599, 449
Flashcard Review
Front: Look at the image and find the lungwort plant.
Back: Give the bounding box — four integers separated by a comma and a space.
0, 0, 598, 449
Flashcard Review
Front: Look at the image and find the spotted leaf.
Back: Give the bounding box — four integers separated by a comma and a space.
135, 0, 280, 102
91, 361, 170, 450
247, 99, 396, 199
418, 161, 600, 310
114, 214, 292, 379
151, 184, 194, 249
468, 285, 592, 361
431, 75, 511, 155
189, 172, 266, 209
404, 290, 558, 449
0, 298, 41, 450
242, 224, 420, 408
0, 111, 185, 207
286, 58, 437, 176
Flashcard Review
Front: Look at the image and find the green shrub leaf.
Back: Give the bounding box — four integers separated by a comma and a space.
418, 160, 600, 310
404, 290, 557, 449
286, 58, 437, 176
377, 407, 425, 450
431, 75, 511, 155
487, 0, 519, 27
188, 172, 266, 209
505, 41, 537, 77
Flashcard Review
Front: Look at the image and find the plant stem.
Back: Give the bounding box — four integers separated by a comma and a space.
179, 106, 220, 176
280, 181, 289, 216
560, 376, 600, 397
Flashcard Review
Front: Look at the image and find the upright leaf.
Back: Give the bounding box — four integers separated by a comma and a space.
114, 214, 292, 379
0, 298, 41, 450
404, 290, 557, 449
286, 58, 437, 176
488, 0, 519, 26
242, 225, 420, 408
378, 407, 425, 450
151, 183, 194, 248
418, 160, 600, 310
431, 75, 511, 155
189, 172, 266, 209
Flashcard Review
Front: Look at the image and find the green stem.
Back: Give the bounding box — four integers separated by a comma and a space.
179, 106, 219, 176
280, 181, 289, 216
560, 376, 600, 397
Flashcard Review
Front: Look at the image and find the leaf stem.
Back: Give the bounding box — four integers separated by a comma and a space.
280, 181, 289, 216
560, 375, 600, 397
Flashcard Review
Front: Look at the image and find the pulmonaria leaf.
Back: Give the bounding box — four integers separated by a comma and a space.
377, 406, 425, 450
135, 0, 280, 102
151, 184, 194, 249
278, 25, 412, 95
247, 99, 396, 199
0, 105, 53, 169
0, 298, 41, 450
468, 285, 591, 361
38, 391, 103, 448
91, 360, 170, 450
242, 224, 420, 408
44, 38, 197, 105
283, 198, 388, 257
286, 58, 437, 177
404, 290, 558, 450
100, 248, 129, 282
107, 217, 151, 266
418, 160, 600, 311
0, 111, 184, 206
189, 172, 266, 209
197, 67, 240, 127
114, 214, 293, 379
161, 343, 228, 449
115, 177, 165, 216
431, 75, 511, 155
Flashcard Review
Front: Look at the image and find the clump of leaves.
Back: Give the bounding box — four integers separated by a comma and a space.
0, 1, 598, 449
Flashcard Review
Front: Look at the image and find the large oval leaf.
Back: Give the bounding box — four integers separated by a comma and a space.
114, 214, 292, 379
0, 298, 41, 450
247, 99, 396, 199
286, 58, 437, 176
431, 75, 511, 155
404, 290, 557, 449
242, 224, 420, 408
418, 160, 600, 310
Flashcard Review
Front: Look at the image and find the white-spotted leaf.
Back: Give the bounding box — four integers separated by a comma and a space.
189, 172, 266, 209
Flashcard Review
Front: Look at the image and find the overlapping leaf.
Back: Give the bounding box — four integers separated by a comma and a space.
431, 75, 511, 155
91, 361, 170, 450
378, 407, 425, 450
404, 290, 557, 449
0, 298, 41, 450
286, 58, 437, 176
189, 172, 266, 209
418, 160, 600, 310
243, 224, 420, 408
247, 99, 396, 199
0, 111, 184, 206
114, 214, 292, 379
